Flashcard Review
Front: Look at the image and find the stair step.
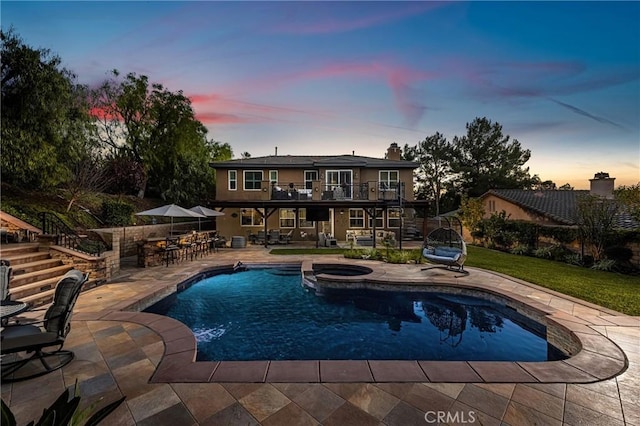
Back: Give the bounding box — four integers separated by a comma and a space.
0, 251, 51, 267
20, 288, 56, 308
11, 258, 65, 276
11, 264, 73, 288
9, 276, 64, 299
17, 279, 99, 308
0, 243, 40, 258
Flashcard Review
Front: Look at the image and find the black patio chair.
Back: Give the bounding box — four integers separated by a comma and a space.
0, 269, 89, 382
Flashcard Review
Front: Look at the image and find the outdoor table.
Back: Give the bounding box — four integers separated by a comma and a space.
1, 301, 29, 325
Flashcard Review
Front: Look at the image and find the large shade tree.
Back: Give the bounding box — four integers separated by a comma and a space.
451, 117, 533, 197
1, 29, 95, 190
91, 71, 218, 203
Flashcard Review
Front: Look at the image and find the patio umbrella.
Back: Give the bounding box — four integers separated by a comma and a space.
135, 204, 205, 234
190, 205, 224, 230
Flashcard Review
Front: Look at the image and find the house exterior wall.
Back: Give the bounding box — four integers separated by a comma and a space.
213, 162, 415, 242
482, 194, 563, 225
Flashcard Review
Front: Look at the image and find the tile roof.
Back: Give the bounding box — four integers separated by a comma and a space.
211, 154, 418, 169
483, 189, 639, 230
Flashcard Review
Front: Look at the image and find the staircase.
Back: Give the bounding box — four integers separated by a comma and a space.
402, 217, 423, 241
1, 243, 74, 307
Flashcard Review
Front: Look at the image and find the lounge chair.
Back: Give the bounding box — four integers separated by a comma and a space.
0, 269, 88, 382
268, 229, 280, 244
421, 227, 467, 273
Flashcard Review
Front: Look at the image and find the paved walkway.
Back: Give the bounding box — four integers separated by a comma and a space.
2, 245, 639, 425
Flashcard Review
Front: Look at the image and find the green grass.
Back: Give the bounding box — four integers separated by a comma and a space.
465, 245, 640, 316
269, 245, 640, 315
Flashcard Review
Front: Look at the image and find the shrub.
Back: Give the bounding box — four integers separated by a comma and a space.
510, 244, 530, 256
564, 253, 583, 266
533, 246, 553, 259
591, 259, 616, 271
101, 200, 134, 226
604, 246, 633, 262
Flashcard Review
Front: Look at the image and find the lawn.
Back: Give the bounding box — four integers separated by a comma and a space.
270, 245, 640, 316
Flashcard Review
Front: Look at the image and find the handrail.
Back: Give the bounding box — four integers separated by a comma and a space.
38, 212, 110, 257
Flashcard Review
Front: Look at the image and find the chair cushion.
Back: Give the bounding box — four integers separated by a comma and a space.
1, 330, 61, 353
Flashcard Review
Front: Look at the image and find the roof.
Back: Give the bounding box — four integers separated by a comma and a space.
211, 154, 418, 169
482, 189, 639, 230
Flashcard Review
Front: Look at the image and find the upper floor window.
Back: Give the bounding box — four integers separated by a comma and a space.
379, 170, 399, 190
269, 170, 278, 186
228, 170, 237, 191
349, 209, 365, 228
244, 170, 263, 190
304, 170, 318, 190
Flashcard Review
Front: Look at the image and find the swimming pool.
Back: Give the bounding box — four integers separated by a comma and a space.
145, 265, 567, 362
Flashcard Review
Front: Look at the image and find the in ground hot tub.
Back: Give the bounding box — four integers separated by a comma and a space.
312, 263, 372, 276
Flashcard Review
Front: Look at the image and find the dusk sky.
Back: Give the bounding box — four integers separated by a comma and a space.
3, 1, 639, 189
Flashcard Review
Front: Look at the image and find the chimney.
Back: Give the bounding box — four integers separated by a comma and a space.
275, 146, 278, 156
589, 172, 615, 199
386, 142, 401, 161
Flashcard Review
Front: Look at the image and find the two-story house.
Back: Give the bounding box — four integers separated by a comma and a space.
209, 143, 429, 246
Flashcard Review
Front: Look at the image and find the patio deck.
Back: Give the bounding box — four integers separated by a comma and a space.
2, 243, 639, 425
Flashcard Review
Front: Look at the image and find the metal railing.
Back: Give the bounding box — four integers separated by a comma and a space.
270, 181, 404, 201
39, 212, 110, 257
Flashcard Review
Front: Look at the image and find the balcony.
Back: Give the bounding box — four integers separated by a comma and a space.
269, 182, 404, 202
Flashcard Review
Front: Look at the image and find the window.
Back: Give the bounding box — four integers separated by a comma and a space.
379, 170, 399, 190
304, 170, 318, 190
243, 170, 263, 190
298, 208, 314, 228
387, 208, 401, 228
228, 170, 237, 191
349, 209, 365, 228
279, 208, 296, 228
368, 208, 383, 228
241, 208, 264, 226
269, 170, 278, 186
488, 200, 496, 213
326, 170, 352, 198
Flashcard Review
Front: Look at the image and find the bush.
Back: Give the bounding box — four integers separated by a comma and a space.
591, 259, 616, 271
564, 253, 583, 266
510, 244, 530, 256
533, 246, 553, 259
604, 246, 633, 262
101, 200, 134, 226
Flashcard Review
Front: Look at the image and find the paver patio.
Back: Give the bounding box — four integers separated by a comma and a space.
2, 244, 639, 425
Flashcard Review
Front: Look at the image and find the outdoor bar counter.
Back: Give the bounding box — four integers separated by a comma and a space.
136, 231, 221, 267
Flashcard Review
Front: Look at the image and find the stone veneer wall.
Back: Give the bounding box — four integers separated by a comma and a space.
92, 221, 201, 258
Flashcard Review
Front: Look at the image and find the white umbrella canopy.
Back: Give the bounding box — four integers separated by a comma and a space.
135, 204, 205, 233
189, 206, 224, 230
189, 206, 225, 217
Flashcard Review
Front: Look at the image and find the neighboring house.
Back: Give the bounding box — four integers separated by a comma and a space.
479, 172, 638, 231
209, 143, 429, 244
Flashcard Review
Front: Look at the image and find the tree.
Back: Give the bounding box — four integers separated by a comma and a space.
451, 117, 532, 197
1, 29, 94, 190
559, 183, 574, 190
614, 184, 640, 224
575, 194, 619, 261
405, 133, 454, 217
90, 71, 215, 201
458, 195, 485, 243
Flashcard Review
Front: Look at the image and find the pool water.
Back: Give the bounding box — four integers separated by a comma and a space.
145, 267, 567, 362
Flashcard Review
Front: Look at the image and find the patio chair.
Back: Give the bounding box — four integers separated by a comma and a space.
268, 229, 280, 245
279, 230, 293, 244
1, 259, 12, 303
0, 269, 89, 382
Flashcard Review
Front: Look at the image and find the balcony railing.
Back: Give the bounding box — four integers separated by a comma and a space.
269, 182, 404, 201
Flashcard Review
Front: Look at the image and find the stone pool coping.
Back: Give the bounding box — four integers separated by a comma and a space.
73, 261, 630, 384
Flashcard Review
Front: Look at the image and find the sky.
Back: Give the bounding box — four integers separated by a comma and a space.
3, 1, 639, 189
